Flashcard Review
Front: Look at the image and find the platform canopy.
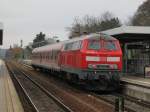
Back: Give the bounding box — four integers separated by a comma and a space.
0, 23, 3, 45
102, 26, 150, 43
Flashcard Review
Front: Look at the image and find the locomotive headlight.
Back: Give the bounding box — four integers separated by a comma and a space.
86, 56, 100, 62
107, 57, 120, 62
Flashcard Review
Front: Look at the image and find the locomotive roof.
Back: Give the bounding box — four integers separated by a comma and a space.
32, 33, 117, 53
65, 33, 117, 43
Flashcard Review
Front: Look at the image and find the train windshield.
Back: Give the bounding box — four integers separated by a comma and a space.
88, 40, 101, 50
104, 40, 117, 50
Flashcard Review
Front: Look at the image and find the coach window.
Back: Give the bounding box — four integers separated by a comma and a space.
42, 53, 43, 59
53, 51, 55, 60
54, 51, 56, 59
54, 51, 57, 60
42, 53, 44, 59
51, 51, 54, 59
46, 53, 47, 60
44, 53, 46, 59
47, 53, 49, 60
55, 51, 57, 60
55, 50, 59, 59
55, 50, 58, 59
49, 52, 51, 60
46, 53, 49, 60
50, 51, 52, 59
48, 52, 49, 59
46, 53, 48, 60
45, 53, 46, 59
53, 51, 55, 59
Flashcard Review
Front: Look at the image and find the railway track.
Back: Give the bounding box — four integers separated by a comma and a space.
8, 61, 150, 112
91, 86, 150, 112
6, 63, 38, 112
23, 62, 150, 112
92, 93, 137, 112
8, 61, 114, 112
10, 71, 39, 112
6, 62, 73, 112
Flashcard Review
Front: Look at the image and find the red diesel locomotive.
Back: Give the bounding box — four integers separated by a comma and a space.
32, 33, 122, 90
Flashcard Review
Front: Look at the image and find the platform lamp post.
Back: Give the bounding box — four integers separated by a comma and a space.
20, 39, 24, 59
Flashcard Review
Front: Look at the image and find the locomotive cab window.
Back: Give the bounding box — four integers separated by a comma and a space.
64, 43, 72, 51
104, 41, 117, 50
72, 41, 82, 50
88, 40, 101, 50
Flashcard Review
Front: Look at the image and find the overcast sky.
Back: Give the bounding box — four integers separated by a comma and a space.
0, 0, 146, 48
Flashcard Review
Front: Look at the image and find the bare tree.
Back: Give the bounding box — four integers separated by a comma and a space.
67, 12, 121, 39
67, 17, 82, 39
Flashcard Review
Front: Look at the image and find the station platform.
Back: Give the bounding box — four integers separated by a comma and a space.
0, 60, 24, 112
121, 75, 150, 88
120, 75, 150, 104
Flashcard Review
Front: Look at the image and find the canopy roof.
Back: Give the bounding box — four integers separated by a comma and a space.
102, 26, 150, 43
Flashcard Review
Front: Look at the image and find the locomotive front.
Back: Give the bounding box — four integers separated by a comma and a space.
81, 33, 122, 90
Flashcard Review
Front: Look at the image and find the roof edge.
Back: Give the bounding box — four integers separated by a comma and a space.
102, 26, 150, 36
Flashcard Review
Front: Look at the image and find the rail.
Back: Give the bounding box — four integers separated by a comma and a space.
7, 62, 73, 112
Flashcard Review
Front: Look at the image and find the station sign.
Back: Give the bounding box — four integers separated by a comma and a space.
0, 30, 3, 45
0, 22, 3, 45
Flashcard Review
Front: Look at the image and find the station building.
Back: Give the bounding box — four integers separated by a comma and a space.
102, 26, 150, 76
0, 23, 3, 45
